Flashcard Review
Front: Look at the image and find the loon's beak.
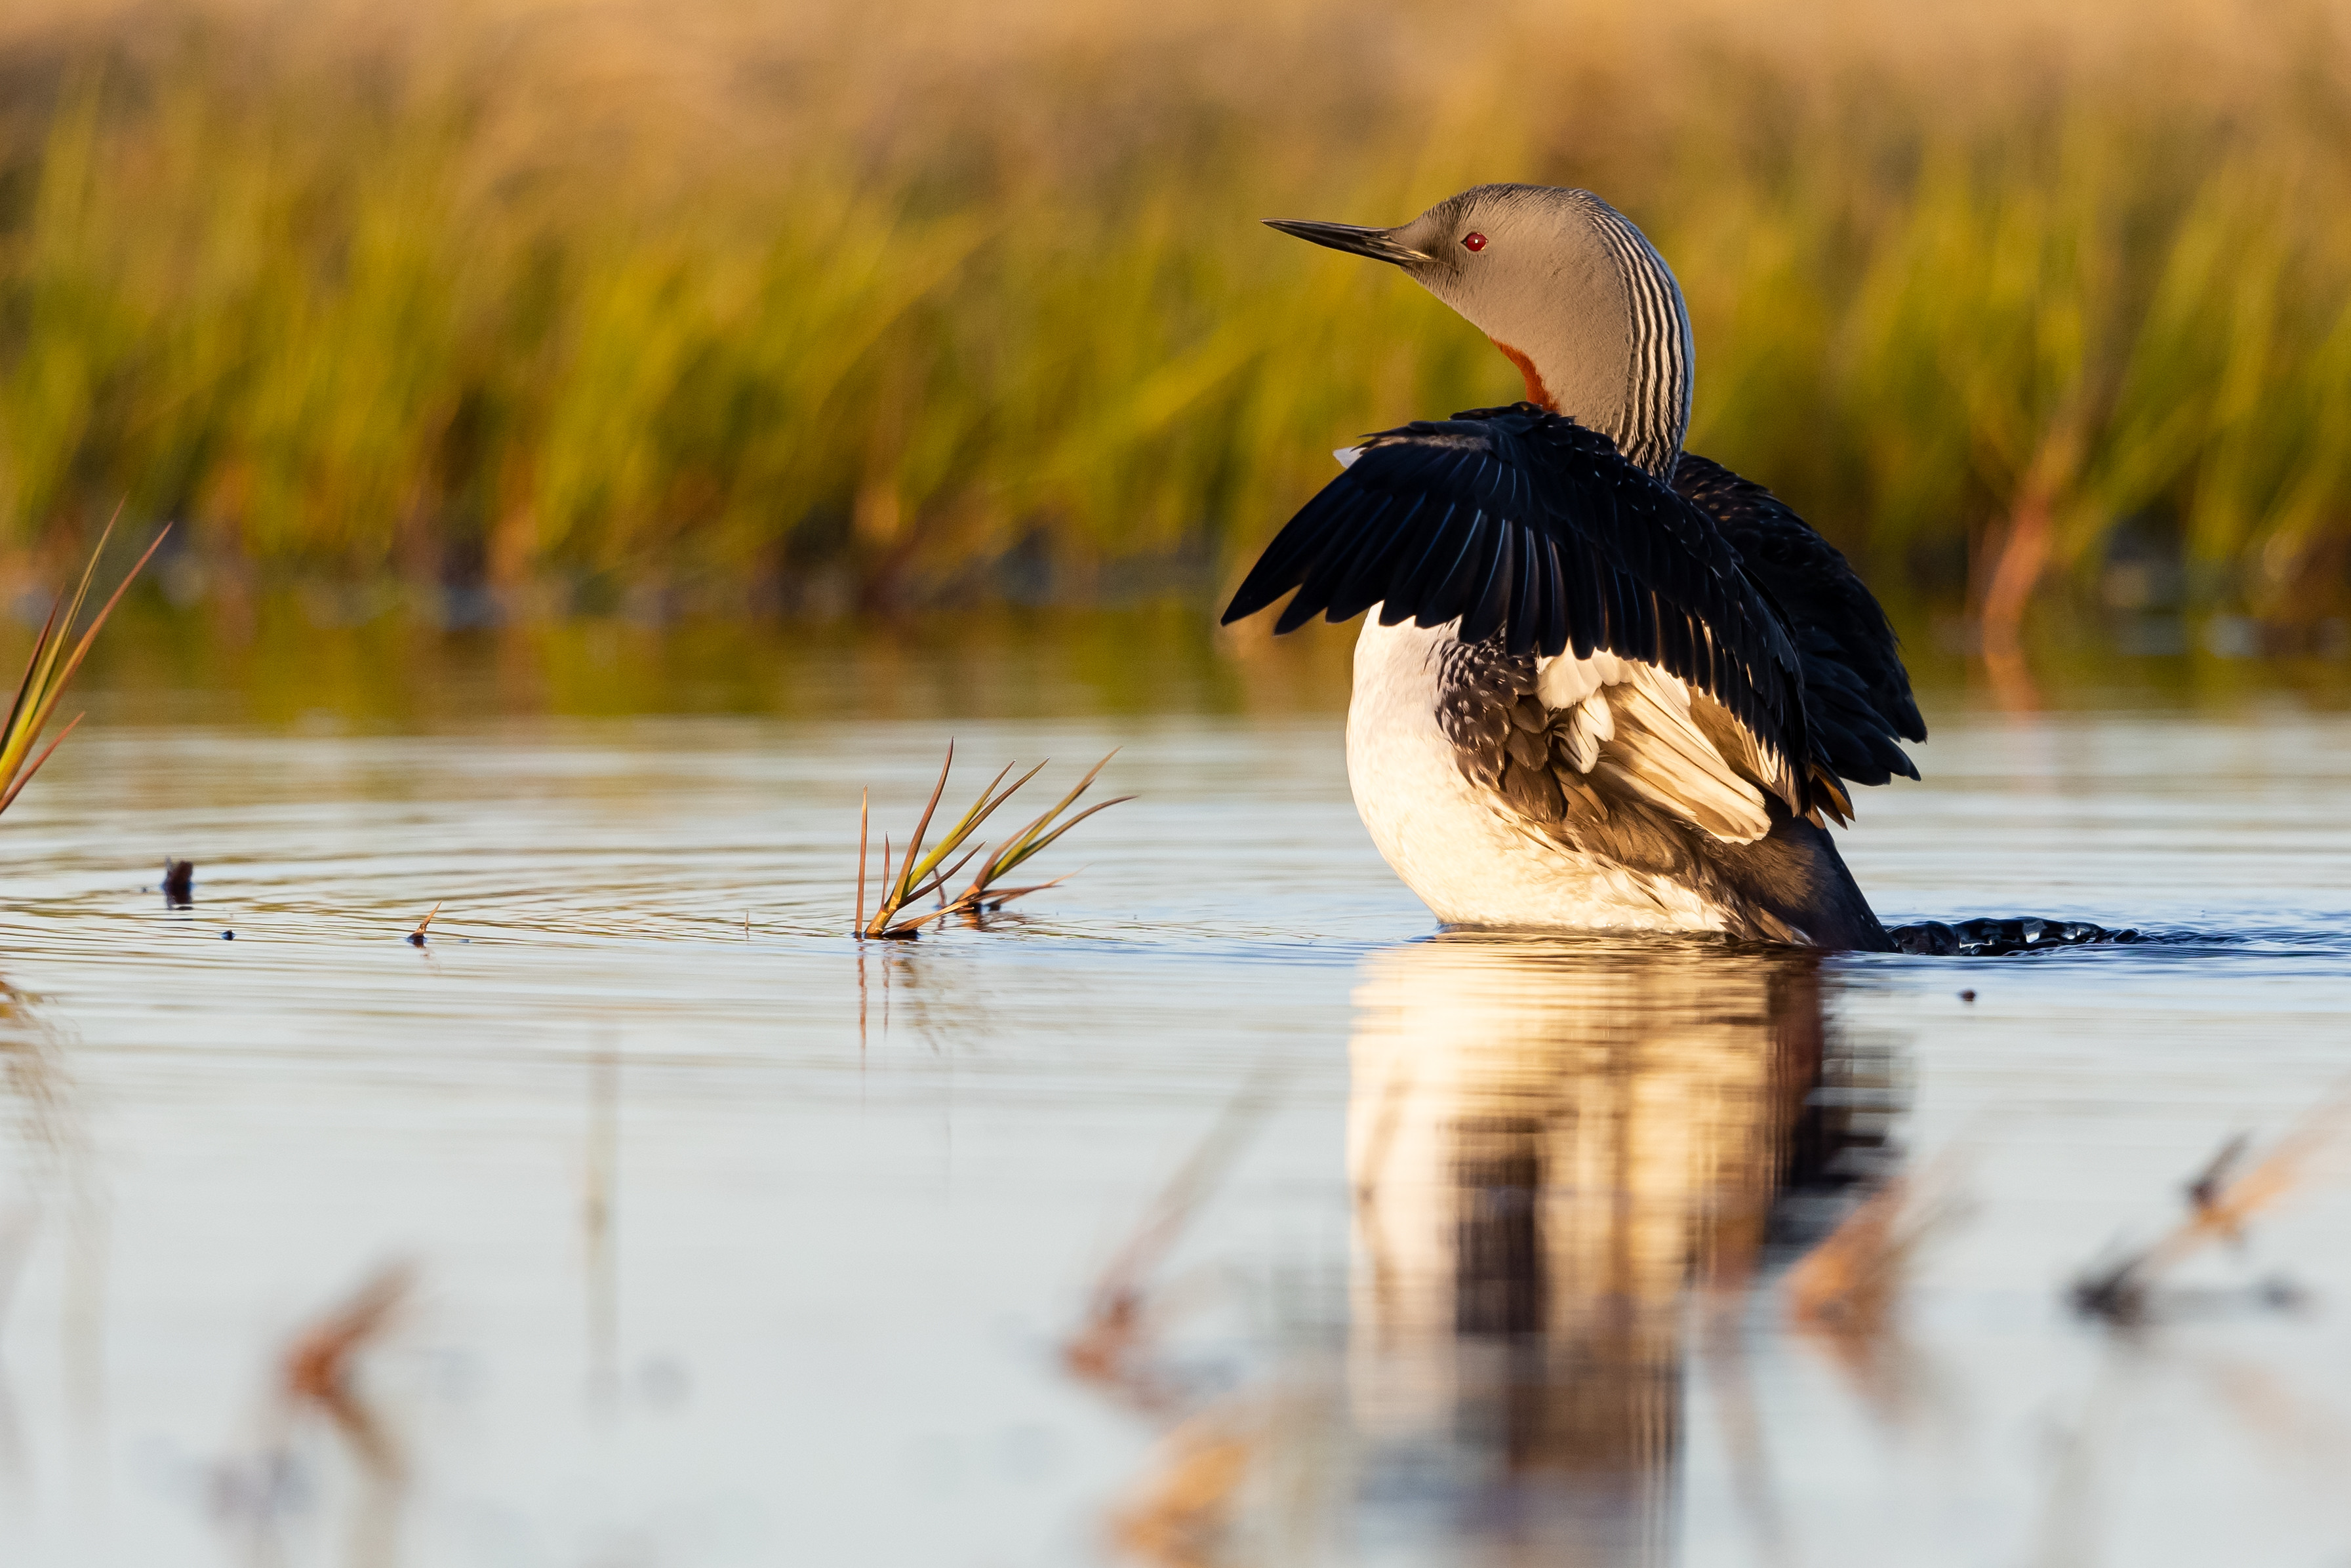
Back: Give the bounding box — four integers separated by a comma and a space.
1264, 218, 1430, 267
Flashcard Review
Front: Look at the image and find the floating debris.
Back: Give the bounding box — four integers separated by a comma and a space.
163, 857, 195, 906
1785, 1156, 1967, 1380
1890, 917, 2140, 956
1958, 988, 1976, 1002
2072, 1096, 2351, 1323
2185, 1133, 2253, 1225
281, 1262, 413, 1479
407, 903, 442, 947
1109, 1406, 1256, 1568
221, 930, 235, 940
213, 1260, 414, 1549
1065, 1081, 1282, 1567
1066, 1079, 1276, 1415
856, 744, 1128, 939
1779, 1141, 1971, 1436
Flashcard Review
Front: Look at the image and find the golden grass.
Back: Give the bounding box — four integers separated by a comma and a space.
950, 754, 1131, 914
4, 0, 2350, 630
856, 744, 1127, 936
0, 512, 165, 815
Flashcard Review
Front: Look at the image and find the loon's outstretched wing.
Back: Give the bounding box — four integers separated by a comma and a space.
1672, 452, 1925, 790
1222, 402, 1820, 820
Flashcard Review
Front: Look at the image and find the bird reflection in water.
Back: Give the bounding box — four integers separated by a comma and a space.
1344, 933, 1895, 1564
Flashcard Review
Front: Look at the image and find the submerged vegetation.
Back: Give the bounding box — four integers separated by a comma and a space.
1, 0, 2350, 640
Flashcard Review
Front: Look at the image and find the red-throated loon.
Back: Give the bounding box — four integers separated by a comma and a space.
1221, 184, 1927, 950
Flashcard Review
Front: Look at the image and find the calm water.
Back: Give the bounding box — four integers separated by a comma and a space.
1, 630, 2349, 1567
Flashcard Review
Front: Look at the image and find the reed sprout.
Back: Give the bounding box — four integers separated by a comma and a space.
856, 745, 1127, 937
948, 754, 1131, 915
0, 513, 168, 818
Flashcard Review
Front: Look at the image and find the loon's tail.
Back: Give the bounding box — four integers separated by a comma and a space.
1888, 917, 2141, 957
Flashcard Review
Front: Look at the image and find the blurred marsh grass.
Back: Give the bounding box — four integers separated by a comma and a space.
3, 0, 2351, 635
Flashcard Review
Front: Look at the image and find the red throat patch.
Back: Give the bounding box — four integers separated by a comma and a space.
1491, 340, 1554, 410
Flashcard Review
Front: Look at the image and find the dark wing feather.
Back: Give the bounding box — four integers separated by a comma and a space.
1671, 453, 1925, 790
1224, 403, 1818, 816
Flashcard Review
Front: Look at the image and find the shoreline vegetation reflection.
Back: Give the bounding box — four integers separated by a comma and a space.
38, 601, 2351, 733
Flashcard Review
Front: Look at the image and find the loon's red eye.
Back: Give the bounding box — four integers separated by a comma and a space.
1462, 232, 1487, 252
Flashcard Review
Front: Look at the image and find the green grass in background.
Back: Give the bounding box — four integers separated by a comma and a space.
3, 0, 2349, 641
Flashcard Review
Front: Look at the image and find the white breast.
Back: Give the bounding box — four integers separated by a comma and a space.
1345, 614, 1730, 931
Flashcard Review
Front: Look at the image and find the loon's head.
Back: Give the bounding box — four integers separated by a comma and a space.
1266, 183, 1694, 476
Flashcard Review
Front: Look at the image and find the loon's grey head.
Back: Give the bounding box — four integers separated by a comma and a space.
1267, 183, 1694, 476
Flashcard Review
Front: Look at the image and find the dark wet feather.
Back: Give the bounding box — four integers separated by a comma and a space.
1223, 403, 1818, 813
1672, 452, 1924, 788
1327, 494, 1428, 622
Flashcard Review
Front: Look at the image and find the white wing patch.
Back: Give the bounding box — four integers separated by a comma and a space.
1563, 690, 1611, 772
1536, 651, 1775, 843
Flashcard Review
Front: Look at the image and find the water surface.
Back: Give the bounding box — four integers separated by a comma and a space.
0, 637, 2348, 1565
